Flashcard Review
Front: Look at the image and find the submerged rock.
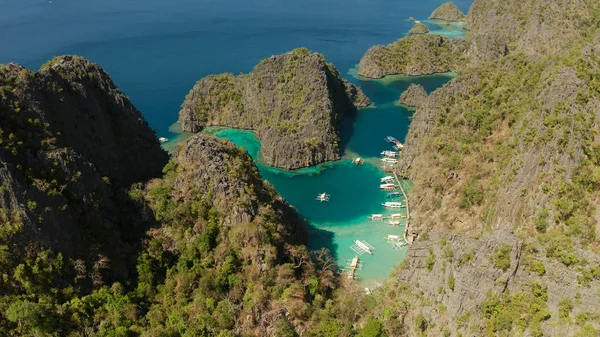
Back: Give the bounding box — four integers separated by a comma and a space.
408, 22, 430, 35
179, 48, 370, 170
358, 34, 464, 78
429, 2, 465, 22
399, 83, 428, 107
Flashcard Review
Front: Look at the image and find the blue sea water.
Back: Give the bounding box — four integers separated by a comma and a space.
1, 0, 467, 283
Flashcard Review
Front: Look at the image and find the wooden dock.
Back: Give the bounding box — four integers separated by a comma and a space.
393, 172, 412, 244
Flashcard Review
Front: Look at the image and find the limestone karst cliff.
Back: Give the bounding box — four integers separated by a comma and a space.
179, 48, 370, 170
399, 83, 428, 108
429, 2, 465, 22
0, 56, 168, 290
358, 34, 464, 78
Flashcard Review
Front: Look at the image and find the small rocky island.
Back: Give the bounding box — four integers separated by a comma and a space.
399, 83, 428, 108
358, 34, 463, 78
429, 1, 465, 22
179, 48, 370, 170
408, 22, 429, 35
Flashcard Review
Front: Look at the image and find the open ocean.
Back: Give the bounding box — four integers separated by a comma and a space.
1, 0, 469, 283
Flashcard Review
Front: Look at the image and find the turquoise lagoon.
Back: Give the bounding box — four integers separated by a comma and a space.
2, 0, 466, 284
212, 72, 454, 285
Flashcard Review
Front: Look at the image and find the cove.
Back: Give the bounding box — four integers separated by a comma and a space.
212, 72, 454, 284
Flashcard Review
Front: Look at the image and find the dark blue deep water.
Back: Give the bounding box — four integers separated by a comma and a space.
1, 0, 470, 136
1, 0, 470, 282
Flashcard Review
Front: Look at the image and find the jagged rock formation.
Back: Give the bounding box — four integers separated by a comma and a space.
393, 232, 600, 336
408, 22, 429, 35
463, 0, 599, 62
179, 48, 370, 170
358, 35, 464, 78
399, 83, 428, 108
429, 2, 465, 22
0, 56, 168, 288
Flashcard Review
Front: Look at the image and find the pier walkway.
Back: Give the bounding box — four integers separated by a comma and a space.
393, 171, 412, 244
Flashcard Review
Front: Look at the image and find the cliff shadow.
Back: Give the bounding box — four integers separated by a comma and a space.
338, 107, 359, 156
307, 225, 338, 261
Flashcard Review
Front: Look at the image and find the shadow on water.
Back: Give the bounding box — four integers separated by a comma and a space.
307, 225, 338, 261
339, 107, 359, 156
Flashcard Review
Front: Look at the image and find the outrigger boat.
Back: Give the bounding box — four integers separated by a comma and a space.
381, 158, 398, 164
380, 176, 395, 183
386, 192, 401, 198
392, 145, 403, 151
351, 240, 375, 255
381, 150, 398, 158
390, 213, 406, 219
395, 141, 405, 149
159, 137, 169, 143
316, 193, 330, 202
382, 202, 404, 208
387, 220, 401, 226
385, 136, 399, 143
354, 157, 364, 165
370, 214, 384, 220
344, 255, 363, 280
393, 241, 408, 250
385, 234, 402, 242
379, 183, 397, 190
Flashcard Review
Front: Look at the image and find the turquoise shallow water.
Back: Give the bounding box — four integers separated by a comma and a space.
213, 72, 453, 284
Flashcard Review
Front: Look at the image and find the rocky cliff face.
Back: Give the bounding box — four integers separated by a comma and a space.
429, 2, 465, 22
463, 0, 599, 62
179, 48, 370, 170
408, 22, 429, 35
0, 56, 168, 288
391, 231, 600, 336
358, 35, 464, 78
399, 83, 428, 108
384, 1, 600, 335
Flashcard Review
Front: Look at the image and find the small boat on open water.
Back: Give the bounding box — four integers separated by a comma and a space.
316, 193, 330, 202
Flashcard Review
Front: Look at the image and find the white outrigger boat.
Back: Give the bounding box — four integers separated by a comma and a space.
381, 158, 398, 164
353, 157, 364, 165
351, 240, 375, 255
382, 202, 404, 208
316, 192, 330, 202
379, 183, 397, 190
390, 213, 406, 219
380, 176, 395, 183
385, 234, 402, 242
370, 214, 384, 221
159, 137, 169, 143
381, 150, 398, 158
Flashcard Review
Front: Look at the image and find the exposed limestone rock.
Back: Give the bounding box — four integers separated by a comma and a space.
179, 48, 370, 170
358, 34, 464, 78
399, 83, 428, 108
395, 231, 600, 337
0, 56, 167, 286
429, 2, 465, 22
408, 22, 429, 35
464, 0, 594, 60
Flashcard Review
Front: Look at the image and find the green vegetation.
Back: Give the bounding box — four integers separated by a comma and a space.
492, 245, 512, 271
426, 248, 436, 271
482, 283, 551, 336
